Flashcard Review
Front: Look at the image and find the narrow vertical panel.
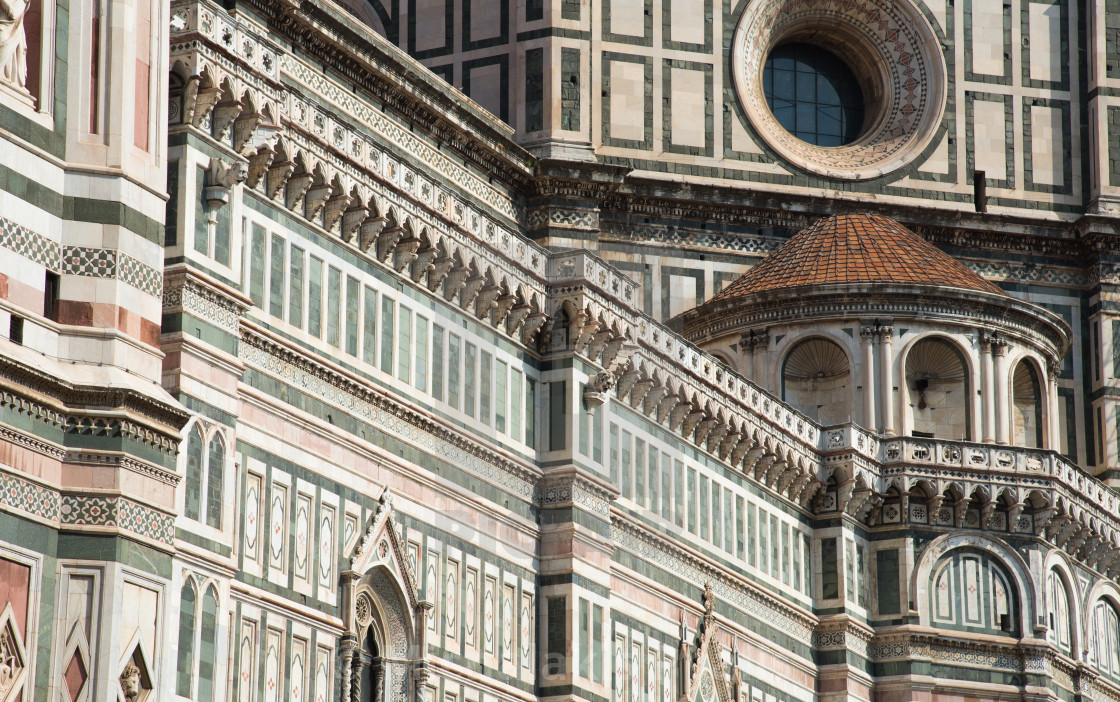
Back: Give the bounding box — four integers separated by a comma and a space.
520, 590, 533, 675
962, 555, 982, 623
525, 48, 543, 133
293, 493, 311, 584
345, 276, 359, 355
317, 504, 335, 594
263, 626, 284, 702
578, 598, 590, 678
268, 483, 288, 574
561, 48, 581, 131
313, 644, 331, 702
546, 596, 566, 675
269, 234, 285, 318
244, 472, 263, 566
465, 566, 479, 650
445, 559, 459, 643
290, 636, 308, 702
483, 575, 496, 655
238, 619, 258, 702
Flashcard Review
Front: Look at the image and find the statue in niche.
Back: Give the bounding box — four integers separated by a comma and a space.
0, 625, 22, 696
120, 662, 143, 702
0, 0, 28, 90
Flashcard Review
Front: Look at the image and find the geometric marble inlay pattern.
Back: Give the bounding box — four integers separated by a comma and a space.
0, 215, 60, 270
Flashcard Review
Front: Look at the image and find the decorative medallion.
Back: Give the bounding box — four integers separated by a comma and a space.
356, 593, 373, 627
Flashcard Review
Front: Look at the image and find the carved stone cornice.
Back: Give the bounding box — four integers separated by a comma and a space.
65, 451, 182, 486
232, 0, 536, 191
163, 264, 252, 334
530, 160, 631, 200
0, 358, 188, 455
681, 285, 1071, 361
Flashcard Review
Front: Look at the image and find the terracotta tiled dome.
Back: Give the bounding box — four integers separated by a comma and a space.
710, 214, 1007, 301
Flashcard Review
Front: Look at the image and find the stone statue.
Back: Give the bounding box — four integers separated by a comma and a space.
120, 662, 142, 702
0, 0, 28, 90
0, 628, 20, 695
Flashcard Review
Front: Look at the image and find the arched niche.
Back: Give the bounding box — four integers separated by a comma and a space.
912, 533, 1036, 636
342, 492, 432, 702
352, 567, 413, 702
905, 337, 970, 440
928, 548, 1019, 636
780, 337, 851, 425
1012, 359, 1043, 448
1089, 597, 1120, 680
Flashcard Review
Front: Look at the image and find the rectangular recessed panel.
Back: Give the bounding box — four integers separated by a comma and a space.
669, 67, 707, 148
962, 556, 982, 624
610, 0, 646, 37
467, 0, 503, 43
466, 63, 504, 123
973, 99, 1008, 181
1030, 104, 1064, 186
666, 273, 697, 317
1028, 3, 1063, 83
669, 0, 705, 46
609, 60, 648, 143
969, 2, 1007, 77
414, 0, 448, 52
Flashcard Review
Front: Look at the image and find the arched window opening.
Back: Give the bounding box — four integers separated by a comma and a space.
199, 587, 219, 700
359, 627, 382, 702
781, 338, 851, 425
184, 425, 204, 522
1091, 600, 1120, 680
1046, 570, 1072, 655
906, 338, 970, 440
176, 580, 197, 697
206, 434, 225, 529
1012, 361, 1043, 448
929, 550, 1018, 636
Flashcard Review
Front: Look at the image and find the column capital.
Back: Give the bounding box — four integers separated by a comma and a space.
877, 325, 894, 343
1047, 357, 1062, 382
740, 330, 770, 353
859, 326, 876, 343
980, 331, 1007, 354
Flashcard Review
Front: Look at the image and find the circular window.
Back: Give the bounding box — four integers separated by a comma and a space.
732, 0, 946, 180
764, 43, 865, 147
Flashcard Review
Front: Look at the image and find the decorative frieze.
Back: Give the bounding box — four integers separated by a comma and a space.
0, 217, 162, 296
0, 466, 175, 545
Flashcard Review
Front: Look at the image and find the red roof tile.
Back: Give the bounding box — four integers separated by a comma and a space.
709, 214, 1006, 301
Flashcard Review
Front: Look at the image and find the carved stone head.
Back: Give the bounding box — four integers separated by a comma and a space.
120, 662, 142, 701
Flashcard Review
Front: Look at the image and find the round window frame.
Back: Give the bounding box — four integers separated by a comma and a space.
731, 0, 947, 180
762, 42, 872, 147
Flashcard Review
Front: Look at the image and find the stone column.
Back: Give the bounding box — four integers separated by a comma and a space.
738, 333, 754, 382
1048, 358, 1062, 450
981, 335, 995, 443
339, 639, 356, 702
860, 326, 877, 431
993, 340, 1010, 445
753, 332, 770, 392
878, 326, 895, 436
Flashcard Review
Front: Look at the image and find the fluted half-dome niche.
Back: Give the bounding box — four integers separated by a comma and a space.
905, 338, 969, 440
1013, 361, 1042, 448
782, 339, 851, 425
